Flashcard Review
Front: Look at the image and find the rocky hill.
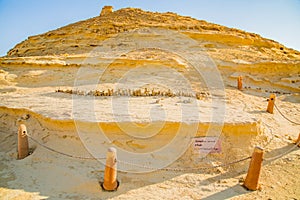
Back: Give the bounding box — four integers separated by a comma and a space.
6, 6, 300, 63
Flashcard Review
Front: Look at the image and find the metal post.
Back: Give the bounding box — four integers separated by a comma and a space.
244, 146, 264, 190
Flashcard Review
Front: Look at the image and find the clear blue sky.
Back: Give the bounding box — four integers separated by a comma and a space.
0, 0, 300, 56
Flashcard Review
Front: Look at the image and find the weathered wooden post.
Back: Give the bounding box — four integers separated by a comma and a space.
266, 94, 276, 114
295, 133, 300, 147
101, 147, 119, 191
237, 76, 243, 90
18, 124, 29, 159
244, 146, 264, 190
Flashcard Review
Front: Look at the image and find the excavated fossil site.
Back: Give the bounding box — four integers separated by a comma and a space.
0, 6, 299, 200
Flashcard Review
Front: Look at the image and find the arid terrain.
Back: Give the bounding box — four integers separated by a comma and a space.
0, 6, 299, 200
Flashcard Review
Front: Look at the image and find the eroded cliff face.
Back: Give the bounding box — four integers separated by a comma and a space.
6, 7, 300, 63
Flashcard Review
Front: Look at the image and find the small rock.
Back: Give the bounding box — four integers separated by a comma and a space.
21, 114, 30, 120
258, 185, 262, 191
284, 157, 292, 162
182, 99, 192, 104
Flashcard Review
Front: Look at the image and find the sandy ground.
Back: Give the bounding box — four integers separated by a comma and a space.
0, 55, 300, 199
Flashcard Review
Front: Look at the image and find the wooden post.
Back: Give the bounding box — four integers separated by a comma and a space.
295, 133, 300, 147
237, 76, 243, 90
102, 147, 119, 191
18, 124, 29, 159
244, 146, 264, 191
266, 94, 276, 114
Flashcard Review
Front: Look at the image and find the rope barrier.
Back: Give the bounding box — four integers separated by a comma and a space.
274, 103, 300, 125
118, 156, 252, 172
24, 120, 299, 173
26, 131, 252, 171
264, 138, 300, 162
116, 123, 275, 172
117, 123, 293, 172
26, 133, 106, 160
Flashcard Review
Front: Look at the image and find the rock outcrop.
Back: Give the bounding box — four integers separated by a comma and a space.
100, 5, 113, 16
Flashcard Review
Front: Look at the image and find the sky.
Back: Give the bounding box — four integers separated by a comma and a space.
0, 0, 300, 56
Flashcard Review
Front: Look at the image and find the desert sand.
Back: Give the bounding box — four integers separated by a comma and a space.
1, 6, 300, 200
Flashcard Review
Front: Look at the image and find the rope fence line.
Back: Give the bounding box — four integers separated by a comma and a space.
26, 132, 252, 171
25, 131, 252, 171
27, 126, 300, 172
274, 103, 300, 125
117, 156, 252, 172
18, 120, 300, 193
21, 102, 299, 172
26, 133, 106, 160
24, 123, 296, 173
264, 140, 300, 162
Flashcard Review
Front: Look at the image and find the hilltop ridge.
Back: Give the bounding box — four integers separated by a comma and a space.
6, 6, 300, 62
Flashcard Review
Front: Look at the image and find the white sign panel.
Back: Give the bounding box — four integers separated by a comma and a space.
193, 137, 221, 153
